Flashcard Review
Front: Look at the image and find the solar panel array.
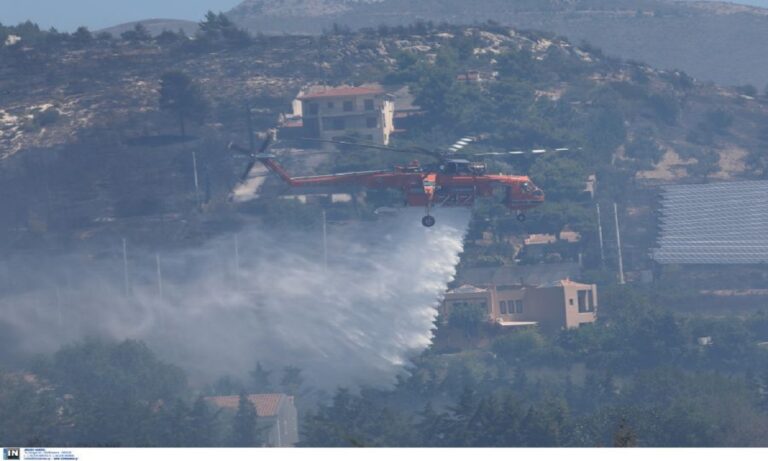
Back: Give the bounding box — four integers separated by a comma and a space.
651, 180, 768, 264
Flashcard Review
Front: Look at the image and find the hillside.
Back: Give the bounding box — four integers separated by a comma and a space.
1, 20, 767, 253
98, 19, 200, 37
227, 0, 768, 88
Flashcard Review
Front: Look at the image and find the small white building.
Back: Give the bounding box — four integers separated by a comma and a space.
295, 85, 395, 145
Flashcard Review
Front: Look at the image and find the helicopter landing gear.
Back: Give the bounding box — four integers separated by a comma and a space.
516, 212, 526, 222
422, 215, 436, 227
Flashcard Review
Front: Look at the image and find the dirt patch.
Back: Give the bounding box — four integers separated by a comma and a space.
712, 145, 748, 179
635, 146, 695, 181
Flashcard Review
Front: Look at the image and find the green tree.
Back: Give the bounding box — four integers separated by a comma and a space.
686, 150, 720, 179
526, 201, 595, 239
0, 372, 57, 446
647, 92, 679, 124
121, 23, 151, 43
156, 29, 186, 46
188, 397, 219, 446
529, 153, 588, 201
197, 11, 250, 48
448, 303, 487, 337
159, 71, 209, 136
231, 393, 259, 447
625, 133, 664, 169
585, 107, 626, 161
43, 339, 187, 446
71, 26, 93, 46
703, 109, 734, 134
249, 362, 273, 393
155, 399, 192, 446
492, 329, 549, 364
279, 366, 304, 396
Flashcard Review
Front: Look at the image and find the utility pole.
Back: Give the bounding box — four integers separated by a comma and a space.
596, 203, 606, 268
122, 238, 130, 296
322, 210, 328, 271
156, 253, 164, 299
192, 151, 201, 209
613, 202, 626, 285
234, 234, 241, 291
246, 106, 255, 152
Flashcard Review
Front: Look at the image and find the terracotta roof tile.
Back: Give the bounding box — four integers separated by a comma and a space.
299, 86, 384, 99
205, 393, 287, 417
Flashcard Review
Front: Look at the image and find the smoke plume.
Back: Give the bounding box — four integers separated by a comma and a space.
0, 208, 469, 389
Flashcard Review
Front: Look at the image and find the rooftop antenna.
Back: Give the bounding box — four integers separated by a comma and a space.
613, 202, 626, 285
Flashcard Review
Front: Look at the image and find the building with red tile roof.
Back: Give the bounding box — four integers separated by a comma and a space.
297, 86, 385, 100
206, 393, 298, 446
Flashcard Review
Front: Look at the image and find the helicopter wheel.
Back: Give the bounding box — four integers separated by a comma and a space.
422, 215, 436, 227
516, 212, 526, 222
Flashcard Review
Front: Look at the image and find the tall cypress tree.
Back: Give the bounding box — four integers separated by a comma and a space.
231, 393, 258, 447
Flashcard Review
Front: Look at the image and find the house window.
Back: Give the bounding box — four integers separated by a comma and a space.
577, 290, 594, 313
343, 100, 354, 111
514, 300, 523, 314
307, 103, 319, 115
332, 118, 345, 130
569, 299, 574, 306
499, 301, 507, 314
327, 101, 335, 109
364, 99, 374, 110
366, 117, 377, 128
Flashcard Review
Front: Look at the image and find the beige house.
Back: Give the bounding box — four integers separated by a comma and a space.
206, 393, 299, 447
442, 279, 598, 331
296, 85, 395, 145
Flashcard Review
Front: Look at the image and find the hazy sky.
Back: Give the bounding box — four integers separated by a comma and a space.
0, 0, 242, 31
3, 0, 768, 32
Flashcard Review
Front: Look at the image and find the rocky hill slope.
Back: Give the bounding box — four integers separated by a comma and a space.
228, 0, 768, 88
1, 22, 766, 251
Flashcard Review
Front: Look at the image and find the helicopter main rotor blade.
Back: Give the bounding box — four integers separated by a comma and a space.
298, 137, 443, 159
447, 136, 479, 154
240, 158, 258, 182
228, 142, 252, 156
229, 141, 274, 183
473, 147, 582, 157
257, 133, 272, 154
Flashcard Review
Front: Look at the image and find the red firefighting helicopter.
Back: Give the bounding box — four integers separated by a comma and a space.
229, 133, 577, 227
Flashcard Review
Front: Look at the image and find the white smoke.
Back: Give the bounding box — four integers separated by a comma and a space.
0, 208, 469, 389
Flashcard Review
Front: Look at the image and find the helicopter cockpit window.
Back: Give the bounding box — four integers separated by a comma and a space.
446, 162, 471, 174
521, 182, 532, 193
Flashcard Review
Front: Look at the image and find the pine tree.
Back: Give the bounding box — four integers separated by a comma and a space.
188, 397, 218, 447
159, 71, 208, 137
280, 366, 304, 396
249, 362, 272, 393
231, 393, 258, 447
